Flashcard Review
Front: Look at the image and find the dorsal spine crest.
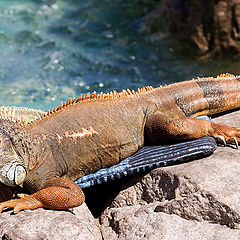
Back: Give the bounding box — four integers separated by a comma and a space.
217, 73, 235, 78
26, 85, 155, 127
0, 108, 27, 126
24, 73, 238, 127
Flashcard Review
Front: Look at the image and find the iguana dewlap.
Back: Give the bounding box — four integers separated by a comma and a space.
0, 73, 239, 213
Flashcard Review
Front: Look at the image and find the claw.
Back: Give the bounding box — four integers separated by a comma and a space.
233, 138, 239, 149
16, 193, 29, 198
216, 135, 227, 146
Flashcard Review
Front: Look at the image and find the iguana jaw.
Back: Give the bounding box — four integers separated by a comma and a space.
0, 161, 26, 187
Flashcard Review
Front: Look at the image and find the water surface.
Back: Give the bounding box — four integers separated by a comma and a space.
0, 0, 239, 110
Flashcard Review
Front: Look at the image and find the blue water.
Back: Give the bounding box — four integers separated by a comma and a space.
0, 0, 240, 111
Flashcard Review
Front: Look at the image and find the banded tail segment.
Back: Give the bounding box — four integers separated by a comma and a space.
75, 137, 217, 188
195, 73, 240, 115
163, 73, 240, 117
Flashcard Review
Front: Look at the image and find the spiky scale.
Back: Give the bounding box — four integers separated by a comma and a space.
67, 98, 72, 105
3, 109, 7, 119
97, 92, 103, 98
86, 92, 90, 100
127, 89, 132, 95
16, 113, 21, 122
112, 90, 117, 97
217, 73, 235, 78
91, 91, 96, 99
57, 103, 63, 110
76, 94, 82, 103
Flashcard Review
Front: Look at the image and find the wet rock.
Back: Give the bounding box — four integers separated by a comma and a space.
143, 0, 240, 57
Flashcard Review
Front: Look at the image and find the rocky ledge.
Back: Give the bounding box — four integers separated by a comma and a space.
1, 111, 240, 240
143, 0, 240, 57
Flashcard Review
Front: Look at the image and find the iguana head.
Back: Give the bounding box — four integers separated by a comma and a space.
0, 122, 26, 187
0, 107, 45, 188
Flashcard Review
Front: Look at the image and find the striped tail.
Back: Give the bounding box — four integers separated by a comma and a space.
159, 74, 240, 118
75, 137, 217, 188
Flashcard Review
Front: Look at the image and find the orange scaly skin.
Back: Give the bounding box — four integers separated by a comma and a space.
0, 73, 240, 213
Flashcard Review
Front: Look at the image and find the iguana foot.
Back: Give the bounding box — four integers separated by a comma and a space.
209, 122, 240, 148
0, 177, 85, 213
0, 195, 43, 213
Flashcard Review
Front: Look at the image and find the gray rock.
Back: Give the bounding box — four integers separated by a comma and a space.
0, 203, 102, 240
101, 204, 240, 240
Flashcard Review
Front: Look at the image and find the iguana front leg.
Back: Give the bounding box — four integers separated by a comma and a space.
0, 177, 85, 213
145, 112, 240, 146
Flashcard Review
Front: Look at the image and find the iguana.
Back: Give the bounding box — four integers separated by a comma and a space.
0, 73, 239, 213
0, 107, 217, 189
